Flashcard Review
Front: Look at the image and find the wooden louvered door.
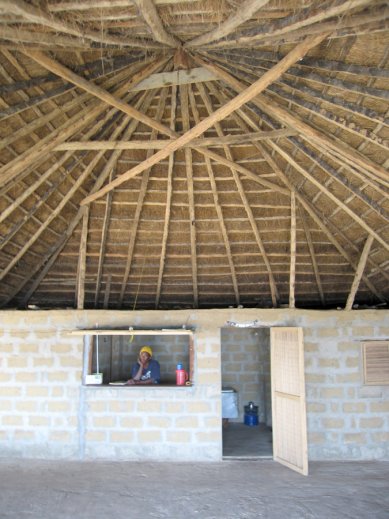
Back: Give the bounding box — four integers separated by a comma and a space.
270, 327, 308, 475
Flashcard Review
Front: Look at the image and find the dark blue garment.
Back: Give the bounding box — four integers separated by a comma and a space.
131, 359, 160, 383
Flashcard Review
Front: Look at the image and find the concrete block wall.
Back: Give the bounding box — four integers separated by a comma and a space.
1, 308, 388, 461
301, 313, 389, 460
0, 310, 221, 461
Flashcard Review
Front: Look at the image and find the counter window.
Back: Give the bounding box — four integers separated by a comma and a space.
81, 330, 194, 386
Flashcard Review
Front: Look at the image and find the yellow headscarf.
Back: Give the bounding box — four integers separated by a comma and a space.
140, 346, 153, 357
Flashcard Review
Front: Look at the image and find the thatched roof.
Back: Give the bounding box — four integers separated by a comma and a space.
0, 0, 388, 311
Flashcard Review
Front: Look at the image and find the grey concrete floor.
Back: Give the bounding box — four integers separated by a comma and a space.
0, 459, 388, 519
223, 422, 273, 458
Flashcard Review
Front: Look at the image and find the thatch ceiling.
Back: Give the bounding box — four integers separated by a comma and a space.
0, 0, 388, 311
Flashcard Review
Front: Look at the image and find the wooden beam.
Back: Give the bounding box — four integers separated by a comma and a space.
193, 55, 389, 190
132, 0, 181, 47
0, 102, 123, 223
0, 90, 156, 286
0, 0, 160, 48
54, 129, 297, 150
203, 81, 282, 305
202, 0, 375, 48
89, 90, 159, 303
131, 67, 218, 91
219, 98, 387, 305
81, 33, 328, 205
204, 54, 389, 211
0, 25, 99, 51
0, 134, 113, 283
299, 205, 325, 306
24, 50, 175, 138
155, 85, 177, 309
185, 0, 270, 48
0, 57, 166, 189
210, 48, 389, 80
94, 171, 114, 308
289, 192, 296, 309
192, 83, 240, 306
180, 83, 198, 307
70, 329, 194, 336
76, 207, 89, 309
50, 1, 196, 11
269, 139, 389, 253
259, 145, 386, 304
118, 88, 170, 307
103, 274, 112, 310
345, 235, 375, 311
13, 94, 155, 306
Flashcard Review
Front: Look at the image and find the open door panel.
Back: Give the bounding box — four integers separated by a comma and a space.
270, 327, 308, 475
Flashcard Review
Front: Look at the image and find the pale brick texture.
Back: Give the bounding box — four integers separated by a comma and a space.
0, 308, 388, 461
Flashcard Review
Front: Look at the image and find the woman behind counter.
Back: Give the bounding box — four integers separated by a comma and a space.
126, 346, 160, 385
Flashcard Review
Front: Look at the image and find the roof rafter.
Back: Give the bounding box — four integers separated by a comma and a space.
94, 170, 114, 308
0, 0, 160, 48
193, 54, 389, 189
6, 98, 147, 306
0, 61, 160, 188
181, 83, 199, 307
155, 85, 177, 309
24, 50, 174, 138
212, 92, 387, 304
118, 87, 170, 307
289, 192, 297, 309
185, 0, 271, 48
132, 0, 181, 47
201, 0, 379, 49
192, 82, 240, 306
345, 234, 374, 310
54, 129, 297, 151
299, 206, 325, 306
206, 81, 280, 306
76, 207, 89, 309
81, 32, 329, 205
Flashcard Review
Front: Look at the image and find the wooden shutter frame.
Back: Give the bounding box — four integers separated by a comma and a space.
362, 341, 389, 386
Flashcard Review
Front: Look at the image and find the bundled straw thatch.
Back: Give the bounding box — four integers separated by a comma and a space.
0, 0, 388, 310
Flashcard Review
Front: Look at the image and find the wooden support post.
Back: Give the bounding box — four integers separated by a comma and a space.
289, 192, 296, 309
345, 235, 374, 310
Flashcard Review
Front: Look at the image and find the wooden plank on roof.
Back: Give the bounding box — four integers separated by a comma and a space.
131, 67, 219, 91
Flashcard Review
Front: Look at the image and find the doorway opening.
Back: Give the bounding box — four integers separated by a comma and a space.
221, 326, 273, 459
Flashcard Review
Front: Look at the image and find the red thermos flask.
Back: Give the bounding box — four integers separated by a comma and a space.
176, 363, 188, 385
